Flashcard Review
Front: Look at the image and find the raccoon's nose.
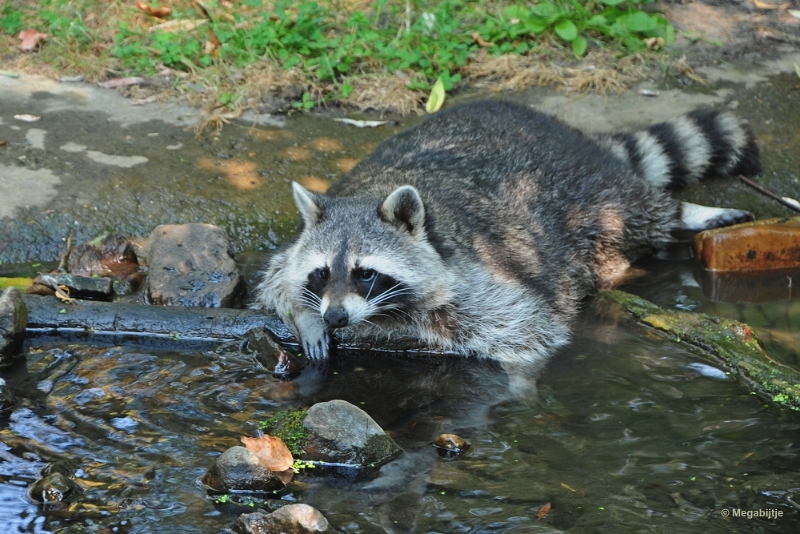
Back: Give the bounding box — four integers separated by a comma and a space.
323, 307, 349, 329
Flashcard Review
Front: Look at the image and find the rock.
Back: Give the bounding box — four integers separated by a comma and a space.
235, 504, 336, 534
302, 399, 402, 467
432, 433, 469, 459
0, 378, 16, 416
27, 472, 84, 504
34, 273, 114, 300
202, 446, 285, 493
0, 287, 27, 367
147, 223, 246, 307
68, 234, 140, 278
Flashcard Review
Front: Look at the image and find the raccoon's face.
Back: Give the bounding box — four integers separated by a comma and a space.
284, 182, 451, 331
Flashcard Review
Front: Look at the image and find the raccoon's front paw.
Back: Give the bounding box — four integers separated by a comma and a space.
292, 314, 330, 362
301, 331, 330, 362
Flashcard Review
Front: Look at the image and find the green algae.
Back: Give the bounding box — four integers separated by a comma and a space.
259, 408, 309, 456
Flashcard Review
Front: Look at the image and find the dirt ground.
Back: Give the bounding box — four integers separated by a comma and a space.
1, 0, 799, 265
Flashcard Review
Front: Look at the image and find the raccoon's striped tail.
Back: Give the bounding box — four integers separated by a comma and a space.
597, 109, 762, 189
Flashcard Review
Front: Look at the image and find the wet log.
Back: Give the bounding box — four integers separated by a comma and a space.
20, 295, 439, 353
22, 294, 293, 345
599, 290, 800, 412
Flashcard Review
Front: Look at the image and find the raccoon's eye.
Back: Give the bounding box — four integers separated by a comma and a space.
316, 267, 330, 281
356, 268, 376, 283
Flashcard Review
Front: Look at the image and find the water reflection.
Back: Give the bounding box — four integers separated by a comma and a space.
0, 297, 799, 532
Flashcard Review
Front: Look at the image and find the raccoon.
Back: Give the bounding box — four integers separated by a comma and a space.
255, 99, 761, 365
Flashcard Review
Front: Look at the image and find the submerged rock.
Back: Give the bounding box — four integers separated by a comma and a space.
27, 472, 84, 504
0, 287, 27, 367
147, 223, 246, 307
301, 399, 402, 467
433, 433, 469, 459
202, 446, 285, 493
234, 504, 336, 534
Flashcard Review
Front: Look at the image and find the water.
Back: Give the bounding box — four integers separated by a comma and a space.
1, 258, 799, 533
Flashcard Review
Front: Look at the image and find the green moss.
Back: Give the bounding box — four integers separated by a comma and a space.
259, 408, 309, 456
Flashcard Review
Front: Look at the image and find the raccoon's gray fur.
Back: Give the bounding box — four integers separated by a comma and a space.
255, 100, 760, 364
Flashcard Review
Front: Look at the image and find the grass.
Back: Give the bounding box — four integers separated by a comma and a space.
0, 1, 678, 116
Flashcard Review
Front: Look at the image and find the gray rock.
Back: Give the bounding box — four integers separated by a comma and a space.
36, 273, 114, 300
235, 504, 335, 534
0, 287, 27, 367
302, 399, 402, 467
147, 223, 246, 307
202, 446, 284, 493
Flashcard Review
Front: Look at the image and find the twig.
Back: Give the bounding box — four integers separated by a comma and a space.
56, 233, 73, 273
737, 175, 800, 214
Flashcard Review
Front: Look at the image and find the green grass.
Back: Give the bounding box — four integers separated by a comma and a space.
1, 0, 674, 112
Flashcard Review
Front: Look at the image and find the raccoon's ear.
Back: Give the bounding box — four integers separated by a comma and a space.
292, 181, 324, 228
379, 185, 426, 240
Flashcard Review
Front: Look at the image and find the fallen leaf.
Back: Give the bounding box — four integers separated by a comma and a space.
471, 32, 494, 48
96, 77, 147, 89
560, 482, 577, 492
426, 77, 446, 114
135, 2, 172, 18
18, 29, 47, 52
240, 435, 294, 472
332, 118, 390, 128
14, 114, 41, 122
537, 502, 552, 520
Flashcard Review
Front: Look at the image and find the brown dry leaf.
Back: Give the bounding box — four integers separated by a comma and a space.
240, 435, 294, 472
18, 29, 47, 52
537, 502, 552, 520
135, 2, 172, 18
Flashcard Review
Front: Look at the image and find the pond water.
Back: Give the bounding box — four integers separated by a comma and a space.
1, 253, 799, 534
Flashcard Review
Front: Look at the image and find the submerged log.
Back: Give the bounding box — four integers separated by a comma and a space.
599, 290, 800, 412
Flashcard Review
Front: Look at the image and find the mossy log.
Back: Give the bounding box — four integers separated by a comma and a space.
599, 290, 800, 412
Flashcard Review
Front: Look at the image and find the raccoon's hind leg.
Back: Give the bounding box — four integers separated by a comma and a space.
679, 202, 754, 232
599, 109, 761, 232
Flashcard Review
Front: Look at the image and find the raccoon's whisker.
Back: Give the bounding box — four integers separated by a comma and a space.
299, 295, 322, 310
365, 277, 378, 301
302, 288, 322, 304
369, 285, 412, 306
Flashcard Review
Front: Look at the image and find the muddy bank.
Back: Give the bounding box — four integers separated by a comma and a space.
2, 61, 800, 266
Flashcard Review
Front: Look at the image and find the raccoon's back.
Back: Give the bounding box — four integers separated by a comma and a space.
329, 100, 628, 199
